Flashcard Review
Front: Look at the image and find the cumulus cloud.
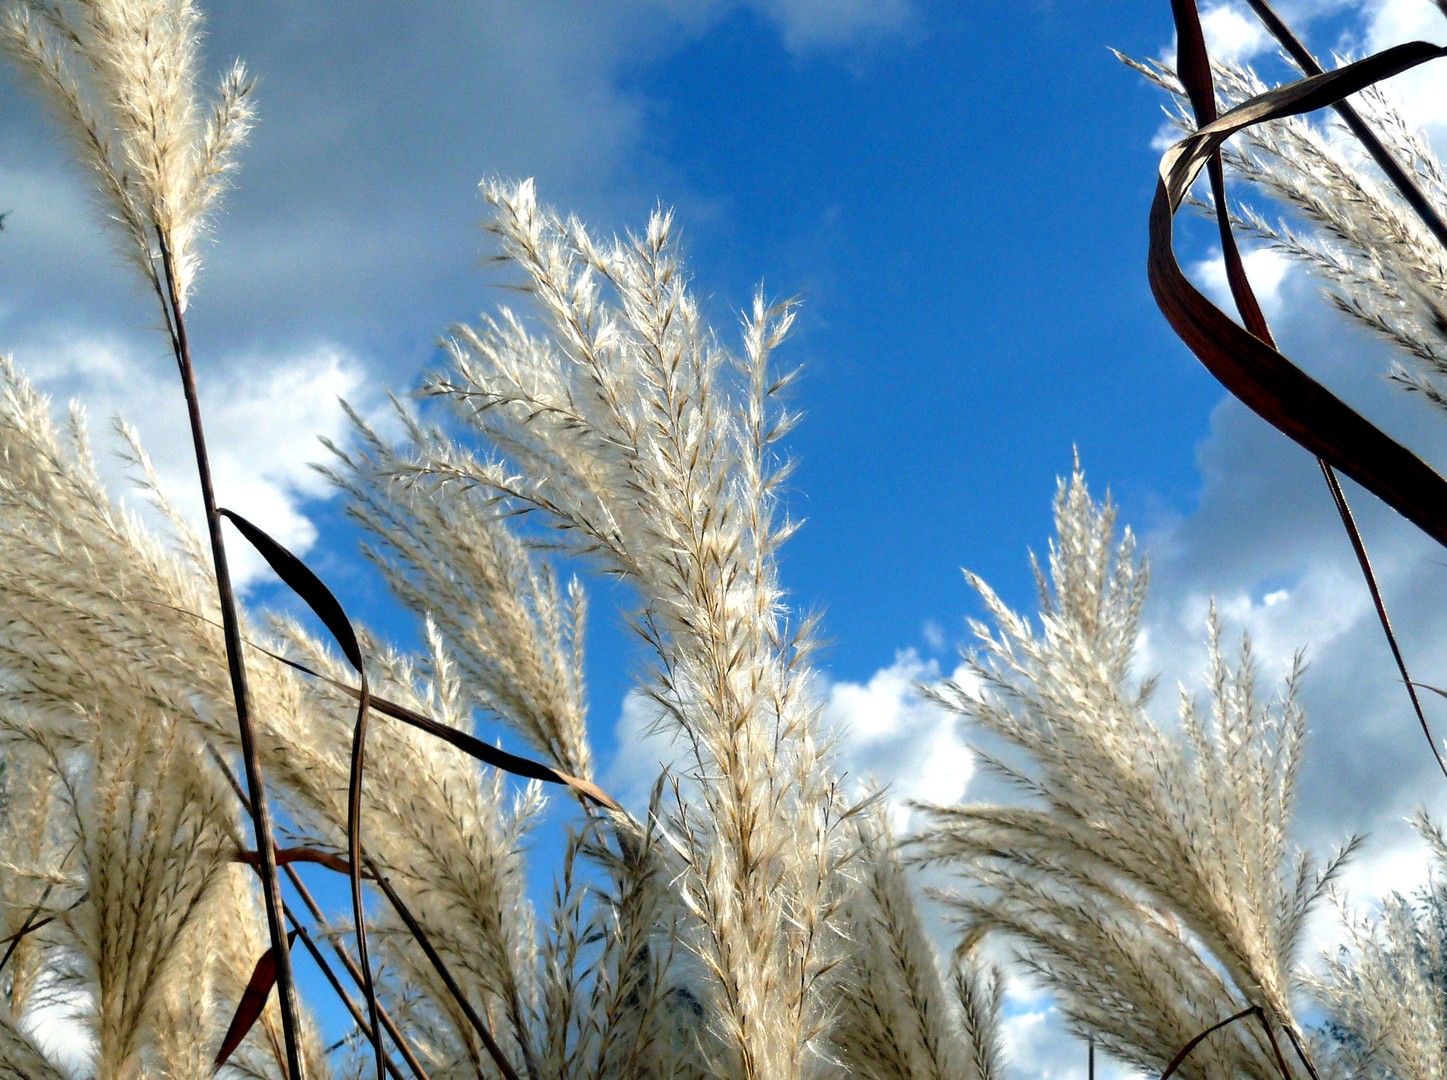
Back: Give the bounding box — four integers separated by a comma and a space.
1154, 0, 1275, 69
4, 332, 385, 586
1000, 994, 1142, 1080
1189, 246, 1294, 321
1360, 0, 1447, 139
822, 649, 976, 827
1199, 1, 1274, 64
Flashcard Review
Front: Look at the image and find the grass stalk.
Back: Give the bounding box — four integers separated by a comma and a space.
156, 233, 305, 1079
286, 875, 430, 1080
286, 917, 407, 1080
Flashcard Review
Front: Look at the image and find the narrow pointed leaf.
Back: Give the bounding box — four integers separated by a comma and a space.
259, 644, 622, 811
215, 930, 299, 1069
219, 508, 362, 671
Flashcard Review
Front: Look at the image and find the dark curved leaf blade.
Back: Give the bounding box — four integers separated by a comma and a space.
219, 508, 363, 672
1149, 41, 1447, 550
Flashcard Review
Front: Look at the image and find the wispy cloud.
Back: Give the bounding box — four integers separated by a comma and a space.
744, 0, 914, 52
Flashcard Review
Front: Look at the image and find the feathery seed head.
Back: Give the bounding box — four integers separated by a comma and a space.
1, 0, 254, 309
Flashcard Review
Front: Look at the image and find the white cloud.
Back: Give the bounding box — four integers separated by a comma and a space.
601, 688, 683, 813
1156, 1, 1275, 70
823, 649, 976, 828
1359, 0, 1447, 138
22, 985, 94, 1075
5, 332, 385, 586
1189, 246, 1295, 322
1000, 994, 1144, 1080
1199, 2, 1274, 64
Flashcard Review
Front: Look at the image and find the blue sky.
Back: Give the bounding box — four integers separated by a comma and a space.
6, 1, 1447, 1076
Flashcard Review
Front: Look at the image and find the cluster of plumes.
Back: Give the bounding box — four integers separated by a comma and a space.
335, 178, 1002, 1080
0, 175, 1007, 1077
1, 0, 253, 310
1122, 49, 1447, 409
0, 359, 326, 1080
0, 345, 611, 1076
10, 4, 1442, 1076
409, 181, 839, 1080
910, 468, 1359, 1079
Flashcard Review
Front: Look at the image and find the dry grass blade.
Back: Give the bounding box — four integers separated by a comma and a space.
1165, 0, 1447, 788
219, 509, 363, 669
154, 596, 622, 808
1149, 41, 1447, 546
219, 507, 383, 1080
216, 930, 301, 1069
1240, 0, 1447, 251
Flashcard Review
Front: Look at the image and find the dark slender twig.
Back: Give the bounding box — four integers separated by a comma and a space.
154, 232, 304, 1079
1281, 1020, 1324, 1080
1160, 1005, 1261, 1078
1319, 462, 1447, 782
0, 840, 79, 977
0, 890, 53, 977
349, 679, 386, 1080
287, 915, 407, 1080
368, 861, 522, 1080
1241, 0, 1447, 255
1253, 1011, 1296, 1080
1160, 1004, 1299, 1079
287, 884, 430, 1080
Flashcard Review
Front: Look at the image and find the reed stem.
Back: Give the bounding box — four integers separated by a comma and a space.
158, 233, 305, 1079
